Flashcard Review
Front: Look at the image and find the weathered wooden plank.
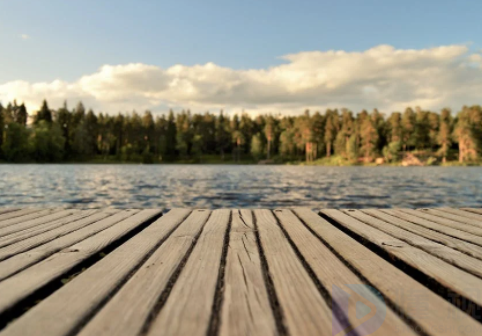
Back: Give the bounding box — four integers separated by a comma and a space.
0, 210, 139, 281
274, 209, 416, 336
254, 209, 337, 336
346, 210, 482, 278
0, 210, 117, 261
145, 209, 230, 336
430, 208, 482, 228
0, 209, 60, 230
0, 209, 194, 336
218, 210, 277, 336
321, 209, 482, 310
0, 209, 45, 223
364, 209, 482, 261
443, 208, 482, 220
0, 209, 77, 238
0, 209, 19, 216
0, 209, 162, 315
461, 208, 482, 215
298, 209, 482, 336
76, 209, 211, 336
0, 210, 96, 248
383, 208, 482, 247
399, 208, 482, 237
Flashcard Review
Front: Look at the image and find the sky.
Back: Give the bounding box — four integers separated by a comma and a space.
0, 0, 481, 115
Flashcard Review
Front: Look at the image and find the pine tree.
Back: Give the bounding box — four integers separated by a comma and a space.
14, 103, 28, 125
324, 109, 339, 157
437, 108, 452, 163
35, 100, 52, 124
454, 106, 482, 162
401, 107, 416, 151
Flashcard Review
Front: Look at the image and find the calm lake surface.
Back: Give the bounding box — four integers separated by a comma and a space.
0, 165, 481, 209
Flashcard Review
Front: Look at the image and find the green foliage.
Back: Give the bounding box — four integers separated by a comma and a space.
2, 123, 31, 162
383, 141, 402, 163
30, 121, 65, 162
0, 98, 480, 165
250, 134, 264, 161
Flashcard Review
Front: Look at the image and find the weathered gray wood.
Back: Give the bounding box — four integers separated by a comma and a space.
0, 209, 193, 336
0, 209, 60, 231
461, 208, 482, 215
442, 207, 482, 220
299, 209, 482, 336
76, 209, 211, 336
364, 209, 482, 261
0, 209, 77, 238
274, 209, 416, 336
430, 208, 482, 228
383, 208, 482, 247
0, 209, 162, 315
0, 210, 117, 261
254, 209, 337, 336
399, 208, 482, 237
0, 210, 139, 281
219, 210, 277, 336
0, 209, 19, 216
0, 210, 101, 248
346, 210, 482, 278
0, 209, 44, 223
146, 209, 230, 336
321, 209, 482, 309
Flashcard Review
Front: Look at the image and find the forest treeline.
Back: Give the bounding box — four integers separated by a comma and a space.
0, 99, 481, 164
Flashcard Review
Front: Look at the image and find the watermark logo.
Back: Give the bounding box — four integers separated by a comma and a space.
332, 284, 387, 336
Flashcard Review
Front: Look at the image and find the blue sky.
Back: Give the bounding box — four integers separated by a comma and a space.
1, 0, 480, 82
0, 0, 481, 114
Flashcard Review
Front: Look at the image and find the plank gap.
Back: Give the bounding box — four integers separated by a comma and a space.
139, 211, 213, 336
63, 210, 192, 336
318, 211, 482, 324
0, 210, 163, 331
206, 210, 232, 336
293, 210, 432, 336
252, 211, 288, 336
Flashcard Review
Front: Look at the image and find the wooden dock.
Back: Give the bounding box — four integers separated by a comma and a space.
0, 207, 481, 335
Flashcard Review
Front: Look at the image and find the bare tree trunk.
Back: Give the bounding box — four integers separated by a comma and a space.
267, 139, 271, 160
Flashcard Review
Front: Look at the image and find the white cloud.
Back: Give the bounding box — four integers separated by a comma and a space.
20, 34, 30, 40
1, 44, 481, 115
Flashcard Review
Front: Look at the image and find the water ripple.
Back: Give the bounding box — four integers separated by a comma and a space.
0, 164, 481, 209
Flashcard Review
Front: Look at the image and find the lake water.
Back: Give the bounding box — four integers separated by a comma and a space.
0, 164, 481, 209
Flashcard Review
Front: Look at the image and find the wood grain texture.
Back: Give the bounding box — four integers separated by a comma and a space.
0, 210, 111, 260
219, 210, 277, 336
0, 209, 193, 336
76, 209, 210, 336
363, 209, 482, 261
0, 209, 162, 315
345, 210, 482, 278
460, 208, 482, 215
425, 208, 482, 228
0, 209, 45, 224
0, 210, 139, 281
399, 208, 482, 237
439, 208, 482, 221
0, 209, 76, 238
321, 209, 482, 309
0, 209, 61, 231
274, 209, 416, 336
0, 210, 102, 248
254, 209, 337, 336
146, 209, 230, 336
0, 209, 19, 216
299, 209, 482, 336
383, 208, 482, 247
